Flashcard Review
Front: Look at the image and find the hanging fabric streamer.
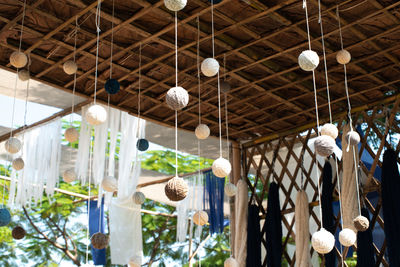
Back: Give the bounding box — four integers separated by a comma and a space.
321, 161, 335, 267
76, 105, 91, 184
92, 110, 109, 186
203, 170, 224, 234
246, 204, 261, 267
381, 148, 400, 266
356, 207, 375, 267
295, 190, 310, 267
264, 182, 282, 267
88, 200, 106, 265
234, 179, 248, 267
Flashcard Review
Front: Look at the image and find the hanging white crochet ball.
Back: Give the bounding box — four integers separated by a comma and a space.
164, 0, 187, 11
193, 210, 208, 226
336, 49, 351, 65
133, 191, 146, 205
345, 130, 360, 146
165, 86, 189, 111
201, 58, 219, 77
224, 182, 237, 197
85, 104, 107, 125
311, 228, 335, 254
10, 51, 28, 69
63, 169, 77, 183
321, 123, 338, 139
5, 137, 22, 154
314, 135, 336, 157
224, 257, 239, 267
18, 70, 30, 81
63, 60, 78, 75
212, 157, 232, 178
354, 215, 369, 232
101, 176, 118, 192
12, 158, 24, 171
339, 228, 356, 247
195, 124, 210, 140
298, 50, 319, 71
165, 176, 188, 201
220, 81, 231, 94
64, 127, 79, 143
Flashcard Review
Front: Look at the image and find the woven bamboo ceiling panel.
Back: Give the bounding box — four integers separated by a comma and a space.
0, 0, 399, 141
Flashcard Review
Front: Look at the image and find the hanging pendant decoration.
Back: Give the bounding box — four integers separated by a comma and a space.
201, 0, 219, 77
336, 49, 351, 65
12, 226, 26, 240
18, 69, 30, 81
298, 50, 319, 71
193, 210, 209, 226
5, 137, 22, 154
224, 182, 237, 197
12, 157, 24, 171
0, 207, 11, 226
101, 176, 118, 192
63, 60, 78, 75
132, 191, 145, 205
63, 168, 77, 183
164, 0, 187, 12
65, 127, 79, 143
105, 79, 120, 95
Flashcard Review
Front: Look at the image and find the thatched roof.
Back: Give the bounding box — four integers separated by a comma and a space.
0, 0, 399, 142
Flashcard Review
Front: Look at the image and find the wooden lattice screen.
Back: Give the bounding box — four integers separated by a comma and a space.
242, 97, 400, 267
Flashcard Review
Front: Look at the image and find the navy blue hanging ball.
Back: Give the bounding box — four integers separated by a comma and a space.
137, 138, 149, 151
105, 78, 120, 95
0, 208, 11, 226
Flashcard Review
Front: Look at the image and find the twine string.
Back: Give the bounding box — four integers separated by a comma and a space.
211, 0, 215, 58
197, 16, 201, 125
70, 17, 78, 126
18, 0, 27, 52
175, 110, 178, 177
217, 71, 222, 158
224, 94, 229, 160
93, 0, 102, 104
175, 12, 178, 87
137, 43, 142, 137
109, 0, 115, 79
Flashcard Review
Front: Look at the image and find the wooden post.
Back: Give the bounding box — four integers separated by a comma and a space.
230, 141, 241, 257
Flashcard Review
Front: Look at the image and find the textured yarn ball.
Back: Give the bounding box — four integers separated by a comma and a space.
128, 258, 141, 267
91, 232, 109, 249
5, 137, 22, 154
314, 135, 336, 157
65, 127, 79, 143
18, 70, 30, 81
193, 210, 209, 226
133, 191, 146, 205
63, 60, 78, 75
339, 228, 356, 247
164, 0, 187, 11
102, 176, 118, 192
298, 50, 319, 71
321, 123, 338, 139
224, 182, 237, 197
105, 78, 120, 95
336, 49, 351, 65
195, 124, 210, 140
12, 157, 24, 171
136, 138, 149, 151
10, 51, 28, 69
220, 81, 231, 94
85, 104, 107, 125
165, 176, 188, 201
224, 257, 239, 267
212, 157, 232, 178
12, 226, 26, 240
166, 86, 189, 110
201, 58, 219, 77
345, 130, 360, 146
311, 228, 335, 254
0, 208, 11, 227
63, 169, 77, 183
353, 215, 369, 232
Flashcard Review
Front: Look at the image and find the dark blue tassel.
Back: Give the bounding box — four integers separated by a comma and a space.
203, 170, 225, 234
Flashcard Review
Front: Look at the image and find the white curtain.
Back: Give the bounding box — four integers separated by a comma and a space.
76, 106, 91, 184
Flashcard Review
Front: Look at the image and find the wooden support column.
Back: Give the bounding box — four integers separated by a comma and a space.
230, 141, 241, 257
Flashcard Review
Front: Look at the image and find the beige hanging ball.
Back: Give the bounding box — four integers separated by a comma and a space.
166, 86, 189, 111
298, 50, 319, 71
164, 0, 187, 11
339, 228, 356, 247
353, 215, 369, 232
345, 130, 360, 146
64, 127, 79, 143
133, 191, 146, 205
224, 182, 237, 197
201, 58, 220, 77
128, 257, 142, 267
311, 228, 335, 254
102, 176, 118, 192
336, 49, 351, 65
195, 124, 210, 140
165, 176, 188, 201
212, 157, 232, 178
224, 257, 239, 267
314, 135, 336, 157
10, 51, 28, 69
85, 104, 107, 126
18, 70, 30, 81
321, 123, 338, 139
193, 210, 208, 226
5, 137, 22, 154
12, 157, 24, 171
91, 232, 109, 249
63, 169, 77, 183
63, 60, 78, 75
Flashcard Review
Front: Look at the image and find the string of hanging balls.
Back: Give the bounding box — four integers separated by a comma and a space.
298, 47, 369, 254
